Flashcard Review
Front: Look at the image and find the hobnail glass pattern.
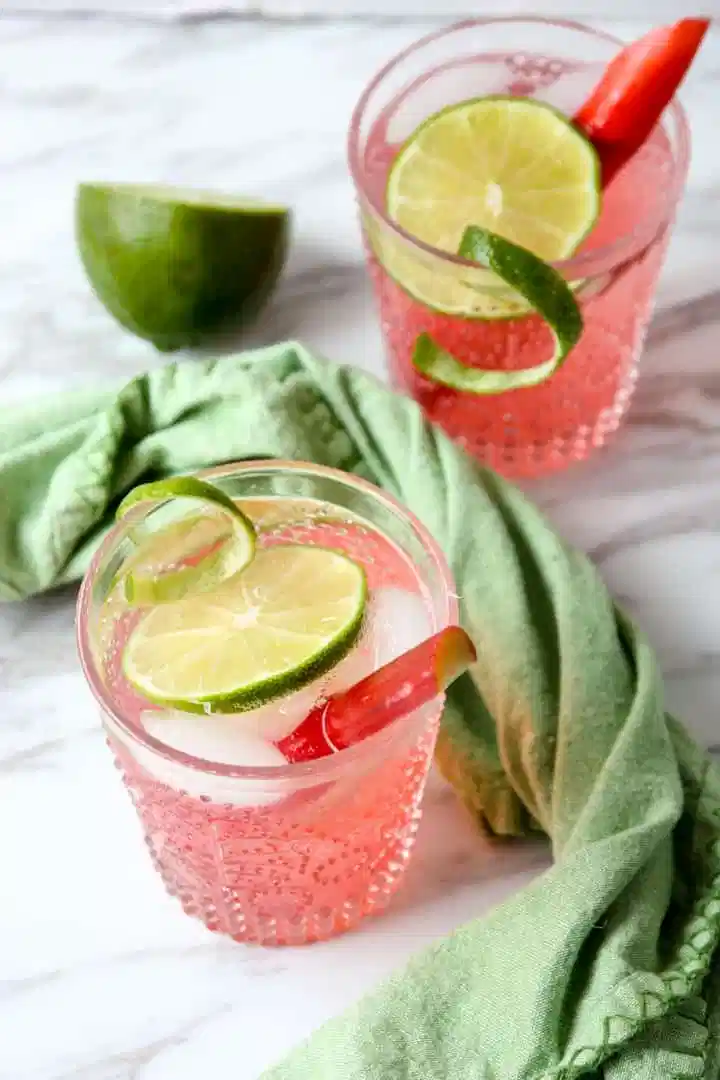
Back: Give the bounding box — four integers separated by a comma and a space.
371, 229, 670, 479
108, 716, 438, 946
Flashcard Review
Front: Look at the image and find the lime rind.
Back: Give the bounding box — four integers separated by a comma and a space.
117, 477, 256, 606
122, 544, 368, 713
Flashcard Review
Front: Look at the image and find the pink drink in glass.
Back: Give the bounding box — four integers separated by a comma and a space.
348, 20, 690, 478
77, 462, 456, 946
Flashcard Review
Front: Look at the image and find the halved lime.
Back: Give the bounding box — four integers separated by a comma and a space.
382, 96, 600, 318
117, 477, 256, 606
76, 183, 290, 351
122, 544, 367, 712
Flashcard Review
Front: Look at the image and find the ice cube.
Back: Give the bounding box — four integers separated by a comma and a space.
137, 710, 288, 806
366, 587, 434, 669
317, 588, 433, 702
142, 710, 287, 767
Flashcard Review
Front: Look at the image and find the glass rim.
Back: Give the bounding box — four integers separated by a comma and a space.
76, 459, 458, 785
347, 16, 691, 280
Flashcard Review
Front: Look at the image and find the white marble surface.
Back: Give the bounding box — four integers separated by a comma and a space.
1, 14, 719, 1080
7, 2, 718, 19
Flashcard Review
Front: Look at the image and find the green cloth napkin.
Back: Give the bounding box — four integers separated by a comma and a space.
2, 342, 719, 1078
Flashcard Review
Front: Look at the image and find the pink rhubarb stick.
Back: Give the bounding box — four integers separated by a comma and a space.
277, 626, 476, 763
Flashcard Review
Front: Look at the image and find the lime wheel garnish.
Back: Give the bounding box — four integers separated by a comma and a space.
122, 543, 367, 713
382, 95, 600, 320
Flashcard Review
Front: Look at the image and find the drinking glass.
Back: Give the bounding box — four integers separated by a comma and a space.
77, 461, 457, 945
348, 18, 690, 478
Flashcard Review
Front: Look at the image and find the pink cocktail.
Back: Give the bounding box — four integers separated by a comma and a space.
349, 19, 690, 478
77, 462, 457, 946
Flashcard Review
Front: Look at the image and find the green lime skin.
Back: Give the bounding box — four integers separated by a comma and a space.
75, 183, 290, 352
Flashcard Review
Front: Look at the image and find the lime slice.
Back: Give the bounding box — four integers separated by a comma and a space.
75, 183, 290, 351
117, 477, 256, 606
122, 544, 367, 712
412, 224, 583, 394
382, 96, 600, 318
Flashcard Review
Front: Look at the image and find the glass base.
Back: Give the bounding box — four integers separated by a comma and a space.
109, 723, 437, 946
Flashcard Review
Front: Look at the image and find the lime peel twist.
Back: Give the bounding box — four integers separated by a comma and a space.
412, 224, 584, 395
116, 476, 257, 606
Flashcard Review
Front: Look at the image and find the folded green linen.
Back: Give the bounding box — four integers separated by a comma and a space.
2, 342, 718, 1078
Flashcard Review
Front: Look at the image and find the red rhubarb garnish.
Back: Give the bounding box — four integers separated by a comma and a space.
574, 18, 709, 185
277, 626, 476, 763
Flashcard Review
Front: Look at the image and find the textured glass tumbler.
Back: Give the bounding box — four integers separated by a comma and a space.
348, 18, 690, 478
77, 462, 457, 946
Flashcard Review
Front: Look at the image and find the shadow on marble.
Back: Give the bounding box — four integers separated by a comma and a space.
190, 241, 373, 360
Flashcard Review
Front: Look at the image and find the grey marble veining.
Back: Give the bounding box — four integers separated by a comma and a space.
0, 14, 719, 1080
